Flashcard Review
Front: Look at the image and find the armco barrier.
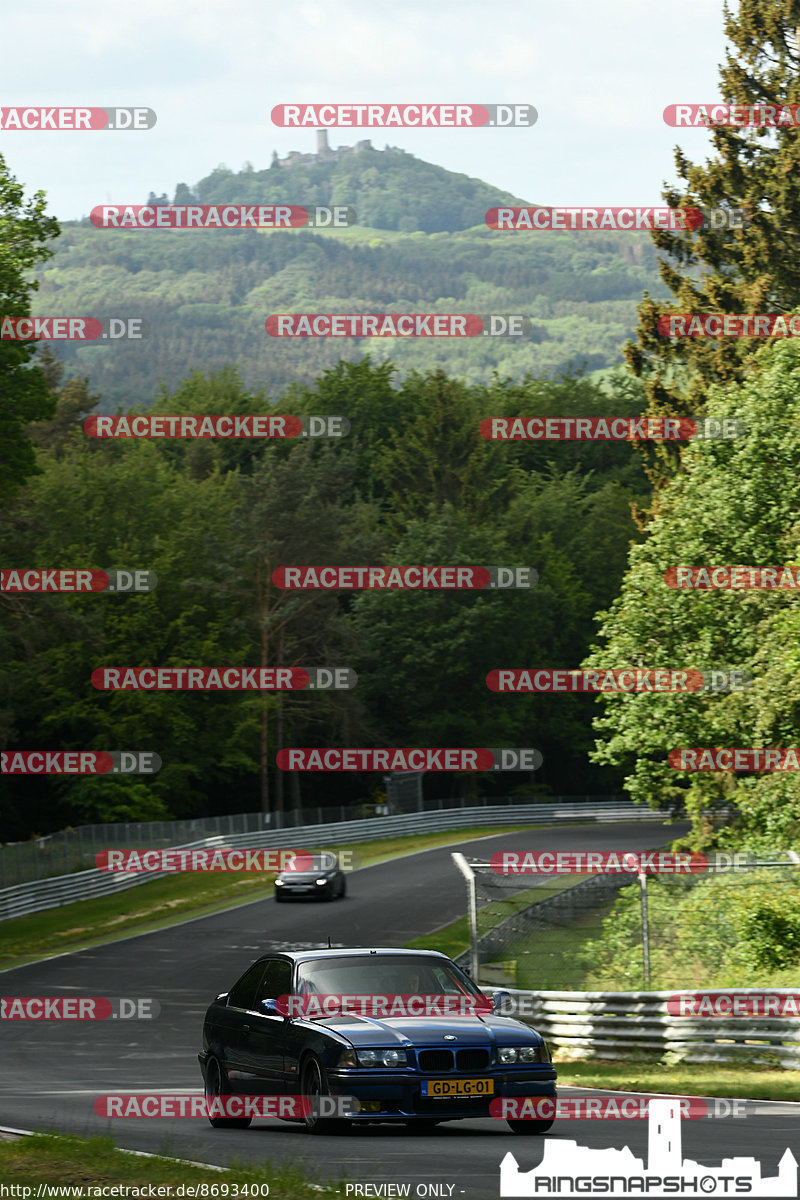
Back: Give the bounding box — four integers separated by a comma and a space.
0, 801, 668, 922
484, 988, 800, 1067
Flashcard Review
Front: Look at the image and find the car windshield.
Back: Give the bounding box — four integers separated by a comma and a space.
294, 955, 483, 997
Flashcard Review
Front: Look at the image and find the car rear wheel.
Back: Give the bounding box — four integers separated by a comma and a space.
506, 1118, 555, 1134
300, 1056, 346, 1134
204, 1057, 252, 1129
339, 878, 347, 898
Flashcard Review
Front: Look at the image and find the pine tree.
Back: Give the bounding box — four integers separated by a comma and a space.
626, 0, 800, 482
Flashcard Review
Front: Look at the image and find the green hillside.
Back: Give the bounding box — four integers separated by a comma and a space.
37, 149, 671, 409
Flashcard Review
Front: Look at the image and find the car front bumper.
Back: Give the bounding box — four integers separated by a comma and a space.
326, 1067, 557, 1121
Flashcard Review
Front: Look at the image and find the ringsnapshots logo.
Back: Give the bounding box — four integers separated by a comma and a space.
499, 1098, 797, 1197
273, 566, 536, 589
487, 668, 750, 692
0, 107, 156, 130
90, 667, 356, 690
1, 997, 159, 1019
91, 204, 354, 229
84, 414, 348, 439
0, 316, 146, 340
276, 748, 542, 771
479, 416, 745, 440
665, 566, 800, 589
271, 103, 537, 127
1, 569, 156, 593
1, 751, 160, 775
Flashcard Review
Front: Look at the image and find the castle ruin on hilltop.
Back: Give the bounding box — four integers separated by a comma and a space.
271, 129, 375, 169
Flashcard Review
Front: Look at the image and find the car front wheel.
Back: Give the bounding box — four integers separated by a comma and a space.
300, 1056, 346, 1134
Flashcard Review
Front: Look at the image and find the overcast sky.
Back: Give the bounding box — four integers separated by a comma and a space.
2, 0, 730, 222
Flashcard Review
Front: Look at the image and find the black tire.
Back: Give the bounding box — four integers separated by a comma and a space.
275, 891, 285, 902
506, 1118, 555, 1135
204, 1057, 252, 1129
339, 877, 347, 898
300, 1055, 346, 1134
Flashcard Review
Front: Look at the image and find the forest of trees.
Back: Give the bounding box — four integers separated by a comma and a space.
1, 351, 648, 838
3, 0, 800, 862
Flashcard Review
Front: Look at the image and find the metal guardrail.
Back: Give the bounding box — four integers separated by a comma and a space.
0, 801, 667, 922
484, 988, 800, 1067
0, 794, 628, 889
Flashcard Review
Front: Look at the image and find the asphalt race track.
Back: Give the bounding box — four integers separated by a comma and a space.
1, 820, 796, 1197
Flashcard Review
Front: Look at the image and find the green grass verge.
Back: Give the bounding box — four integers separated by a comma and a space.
557, 1059, 800, 1101
0, 1130, 339, 1192
0, 824, 536, 972
406, 874, 593, 963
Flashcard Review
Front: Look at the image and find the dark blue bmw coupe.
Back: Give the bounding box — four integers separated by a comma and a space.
199, 947, 557, 1134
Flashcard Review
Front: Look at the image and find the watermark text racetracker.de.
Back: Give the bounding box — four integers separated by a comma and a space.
2, 751, 159, 775
273, 566, 536, 589
665, 565, 800, 588
276, 748, 543, 771
490, 849, 761, 874
95, 848, 321, 873
90, 667, 356, 690
1, 569, 156, 593
1, 997, 159, 1019
0, 106, 155, 130
96, 847, 358, 872
669, 747, 800, 770
0, 317, 146, 340
486, 205, 745, 230
480, 416, 745, 440
84, 415, 348, 439
265, 314, 536, 337
91, 204, 354, 229
271, 103, 537, 127
95, 1094, 357, 1118
487, 668, 750, 692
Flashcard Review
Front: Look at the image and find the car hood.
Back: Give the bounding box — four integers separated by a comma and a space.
306, 1013, 539, 1046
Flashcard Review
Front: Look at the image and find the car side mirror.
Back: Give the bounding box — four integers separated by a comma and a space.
492, 990, 512, 1015
259, 998, 283, 1017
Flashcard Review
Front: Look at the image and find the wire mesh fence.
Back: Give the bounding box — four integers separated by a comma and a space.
454, 855, 800, 992
0, 793, 625, 890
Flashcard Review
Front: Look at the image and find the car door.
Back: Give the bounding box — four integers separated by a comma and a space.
237, 957, 293, 1094
221, 960, 269, 1090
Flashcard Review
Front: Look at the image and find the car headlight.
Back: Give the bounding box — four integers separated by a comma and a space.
498, 1045, 542, 1064
337, 1048, 358, 1068
517, 1046, 541, 1063
275, 878, 285, 886
355, 1048, 407, 1067
315, 878, 327, 886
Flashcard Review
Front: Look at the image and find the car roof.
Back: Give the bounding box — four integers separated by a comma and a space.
252, 948, 452, 964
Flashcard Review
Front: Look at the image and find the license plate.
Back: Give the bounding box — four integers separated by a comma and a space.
420, 1078, 494, 1098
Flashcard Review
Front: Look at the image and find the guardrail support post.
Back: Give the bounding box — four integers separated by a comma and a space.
639, 871, 651, 988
